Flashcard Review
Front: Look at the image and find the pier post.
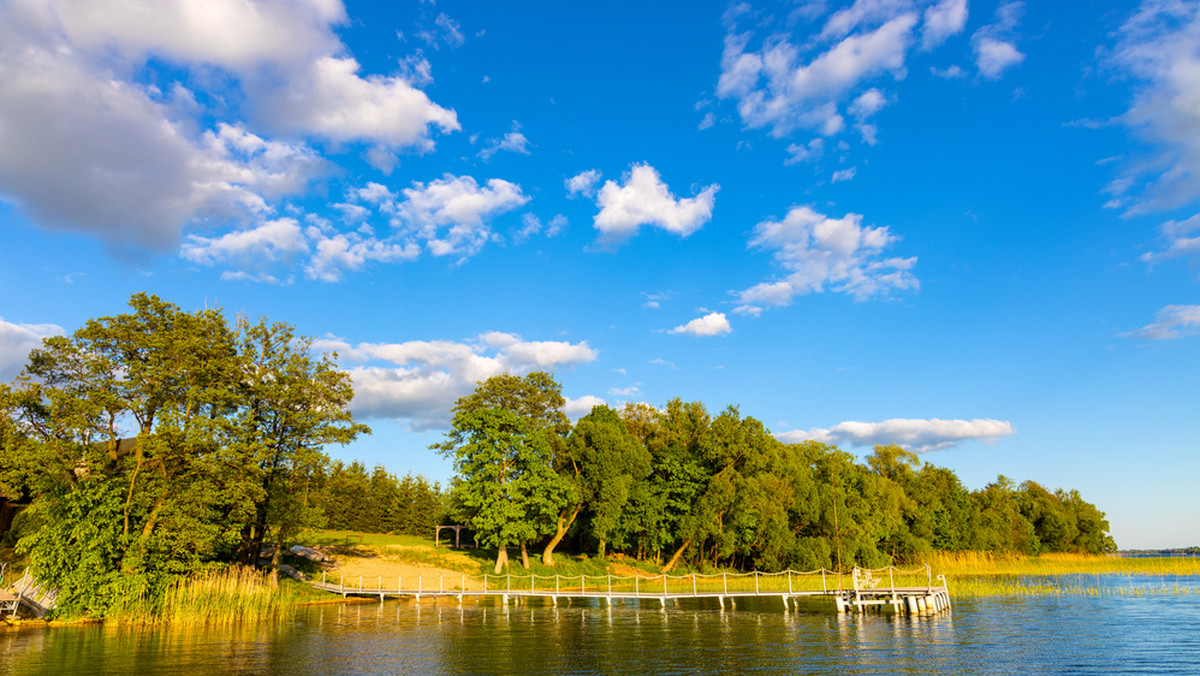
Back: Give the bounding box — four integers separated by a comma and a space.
718, 596, 724, 609
835, 596, 846, 612
755, 571, 759, 595
693, 574, 697, 596
906, 596, 918, 614
723, 572, 728, 595
608, 575, 612, 598
378, 576, 382, 601
340, 575, 344, 597
663, 573, 668, 597
635, 575, 639, 597
781, 595, 788, 609
788, 570, 792, 594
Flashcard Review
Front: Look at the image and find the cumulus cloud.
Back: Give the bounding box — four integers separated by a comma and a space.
1106, 3, 1200, 214
182, 218, 310, 268
393, 175, 530, 259
1122, 305, 1200, 340
716, 0, 968, 146
733, 206, 917, 314
0, 318, 64, 380
718, 7, 917, 139
832, 167, 858, 182
778, 417, 1016, 453
0, 0, 458, 252
785, 139, 826, 165
318, 333, 599, 430
669, 312, 732, 337
566, 169, 603, 198
972, 2, 1025, 79
592, 164, 718, 245
564, 395, 609, 418
921, 0, 968, 50
478, 122, 532, 161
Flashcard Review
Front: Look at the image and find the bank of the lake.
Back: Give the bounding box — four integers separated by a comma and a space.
3, 573, 1199, 675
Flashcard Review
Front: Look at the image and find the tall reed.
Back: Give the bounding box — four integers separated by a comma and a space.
106, 566, 310, 626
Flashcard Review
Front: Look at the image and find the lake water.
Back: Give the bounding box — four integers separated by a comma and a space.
3, 575, 1198, 675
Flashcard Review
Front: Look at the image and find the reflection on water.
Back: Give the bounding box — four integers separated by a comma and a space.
2, 576, 1198, 675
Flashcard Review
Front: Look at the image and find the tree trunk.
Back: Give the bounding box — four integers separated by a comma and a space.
660, 537, 692, 573
598, 539, 606, 558
494, 545, 509, 574
541, 503, 582, 566
519, 541, 530, 569
269, 527, 283, 589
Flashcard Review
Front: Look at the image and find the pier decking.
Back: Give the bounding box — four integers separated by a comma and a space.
310, 565, 952, 615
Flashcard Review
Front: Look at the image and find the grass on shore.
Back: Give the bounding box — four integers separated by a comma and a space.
103, 566, 327, 626
918, 551, 1200, 598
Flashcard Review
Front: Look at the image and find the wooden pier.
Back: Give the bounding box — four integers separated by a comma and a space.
310, 565, 951, 615
2, 569, 58, 619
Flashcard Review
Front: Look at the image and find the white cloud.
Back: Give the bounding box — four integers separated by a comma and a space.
1106, 3, 1200, 213
717, 9, 918, 139
930, 64, 966, 79
304, 229, 421, 282
779, 417, 1016, 453
564, 395, 609, 419
181, 218, 309, 268
608, 385, 642, 397
1141, 215, 1200, 268
0, 0, 459, 252
849, 88, 888, 118
323, 333, 599, 430
832, 167, 858, 182
566, 169, 603, 198
592, 164, 719, 245
921, 0, 968, 50
416, 13, 466, 50
733, 205, 917, 314
258, 55, 459, 150
393, 174, 530, 259
478, 122, 532, 161
973, 38, 1025, 79
0, 318, 64, 381
971, 2, 1025, 79
785, 139, 826, 165
514, 213, 568, 242
1122, 305, 1200, 340
669, 312, 732, 337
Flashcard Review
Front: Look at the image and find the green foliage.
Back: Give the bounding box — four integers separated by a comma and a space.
1, 293, 368, 617
447, 407, 569, 568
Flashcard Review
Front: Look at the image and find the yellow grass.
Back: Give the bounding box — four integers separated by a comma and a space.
917, 551, 1200, 598
106, 566, 320, 626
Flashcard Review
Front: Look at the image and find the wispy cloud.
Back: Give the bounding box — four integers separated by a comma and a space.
1122, 305, 1200, 340
778, 417, 1016, 453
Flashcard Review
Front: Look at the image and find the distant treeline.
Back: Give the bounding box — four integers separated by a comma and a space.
434, 373, 1118, 573
317, 461, 445, 536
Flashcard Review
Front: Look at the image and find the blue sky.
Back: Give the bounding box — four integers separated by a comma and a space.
1, 0, 1198, 549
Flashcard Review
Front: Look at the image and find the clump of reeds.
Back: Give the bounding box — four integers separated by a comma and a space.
157, 566, 298, 626
104, 566, 307, 626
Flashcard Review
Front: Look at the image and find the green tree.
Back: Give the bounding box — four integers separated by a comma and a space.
446, 407, 569, 573
3, 294, 367, 613
564, 405, 651, 558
